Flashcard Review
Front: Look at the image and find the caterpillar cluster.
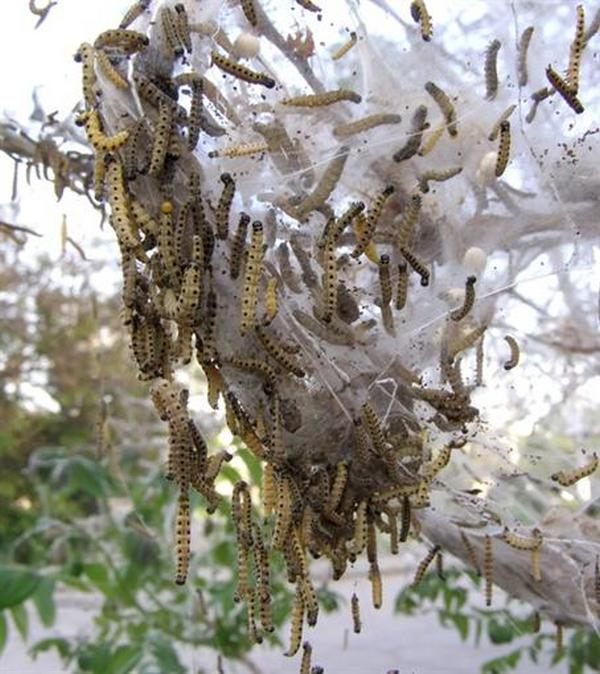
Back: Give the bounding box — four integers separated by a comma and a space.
78, 0, 598, 669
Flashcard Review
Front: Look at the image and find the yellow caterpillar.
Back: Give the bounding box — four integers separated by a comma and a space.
545, 65, 584, 114
208, 141, 269, 159
396, 194, 422, 250
495, 121, 511, 177
417, 167, 462, 194
263, 278, 279, 325
351, 592, 361, 633
320, 239, 337, 323
333, 112, 402, 139
212, 51, 276, 88
77, 110, 130, 153
285, 587, 305, 657
216, 173, 235, 240
174, 3, 192, 53
119, 0, 149, 30
484, 534, 494, 606
400, 247, 430, 287
93, 29, 149, 53
239, 221, 265, 335
174, 491, 191, 585
412, 545, 440, 586
488, 104, 516, 142
450, 275, 477, 322
255, 326, 305, 377
484, 39, 501, 100
551, 453, 598, 486
566, 5, 585, 93
410, 0, 433, 41
148, 100, 172, 177
332, 31, 358, 60
517, 26, 534, 87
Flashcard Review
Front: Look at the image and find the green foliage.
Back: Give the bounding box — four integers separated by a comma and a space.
0, 444, 293, 673
395, 567, 600, 673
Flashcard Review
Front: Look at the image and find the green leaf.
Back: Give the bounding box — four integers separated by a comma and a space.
488, 616, 516, 644
30, 637, 71, 660
65, 457, 107, 498
447, 612, 469, 641
83, 563, 111, 593
150, 634, 186, 674
10, 603, 28, 641
32, 577, 56, 627
108, 644, 143, 674
0, 612, 7, 654
0, 565, 42, 609
218, 464, 241, 486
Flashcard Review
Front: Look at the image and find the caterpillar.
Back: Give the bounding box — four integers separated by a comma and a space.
366, 519, 378, 565
205, 450, 233, 483
212, 50, 276, 88
410, 0, 432, 41
174, 491, 191, 585
399, 496, 411, 542
281, 89, 362, 107
240, 0, 257, 26
332, 31, 357, 60
229, 356, 277, 393
175, 262, 203, 326
351, 592, 361, 633
295, 0, 321, 11
216, 173, 236, 240
157, 200, 180, 287
362, 402, 386, 456
174, 3, 192, 53
367, 185, 395, 238
246, 588, 261, 644
293, 147, 349, 220
285, 585, 305, 657
545, 65, 584, 114
160, 6, 184, 57
93, 29, 149, 53
301, 578, 319, 626
95, 49, 128, 89
300, 642, 312, 674
77, 110, 130, 153
132, 73, 187, 122
418, 122, 445, 157
567, 5, 585, 93
386, 510, 399, 554
424, 81, 457, 137
551, 453, 598, 486
484, 39, 501, 100
123, 119, 148, 180
525, 86, 552, 125
320, 201, 365, 248
208, 141, 268, 159
201, 283, 218, 361
290, 526, 308, 578
393, 105, 429, 162
273, 474, 293, 549
412, 545, 440, 586
400, 247, 430, 287
256, 325, 305, 377
106, 160, 144, 253
148, 100, 173, 177
502, 527, 542, 551
240, 221, 265, 335
450, 276, 477, 322
396, 194, 422, 251
488, 104, 516, 142
379, 254, 393, 306
532, 611, 541, 633
459, 530, 480, 575
119, 0, 149, 29
422, 445, 453, 478
230, 213, 250, 280
517, 26, 534, 87
333, 113, 402, 139
326, 462, 348, 513
186, 77, 202, 151
484, 534, 493, 606
262, 462, 277, 515
417, 166, 462, 194
252, 524, 274, 632
263, 278, 279, 325
369, 561, 383, 609
320, 239, 338, 323
493, 120, 512, 177
503, 335, 519, 370
350, 500, 368, 556
74, 43, 97, 108
372, 481, 423, 504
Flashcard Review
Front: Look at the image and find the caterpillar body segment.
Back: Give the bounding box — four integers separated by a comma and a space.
332, 31, 358, 60
424, 81, 457, 136
551, 453, 598, 487
281, 89, 362, 107
484, 39, 501, 100
450, 276, 476, 321
410, 0, 433, 41
212, 51, 276, 88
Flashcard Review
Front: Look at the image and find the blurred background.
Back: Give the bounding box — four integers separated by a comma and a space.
1, 1, 599, 673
